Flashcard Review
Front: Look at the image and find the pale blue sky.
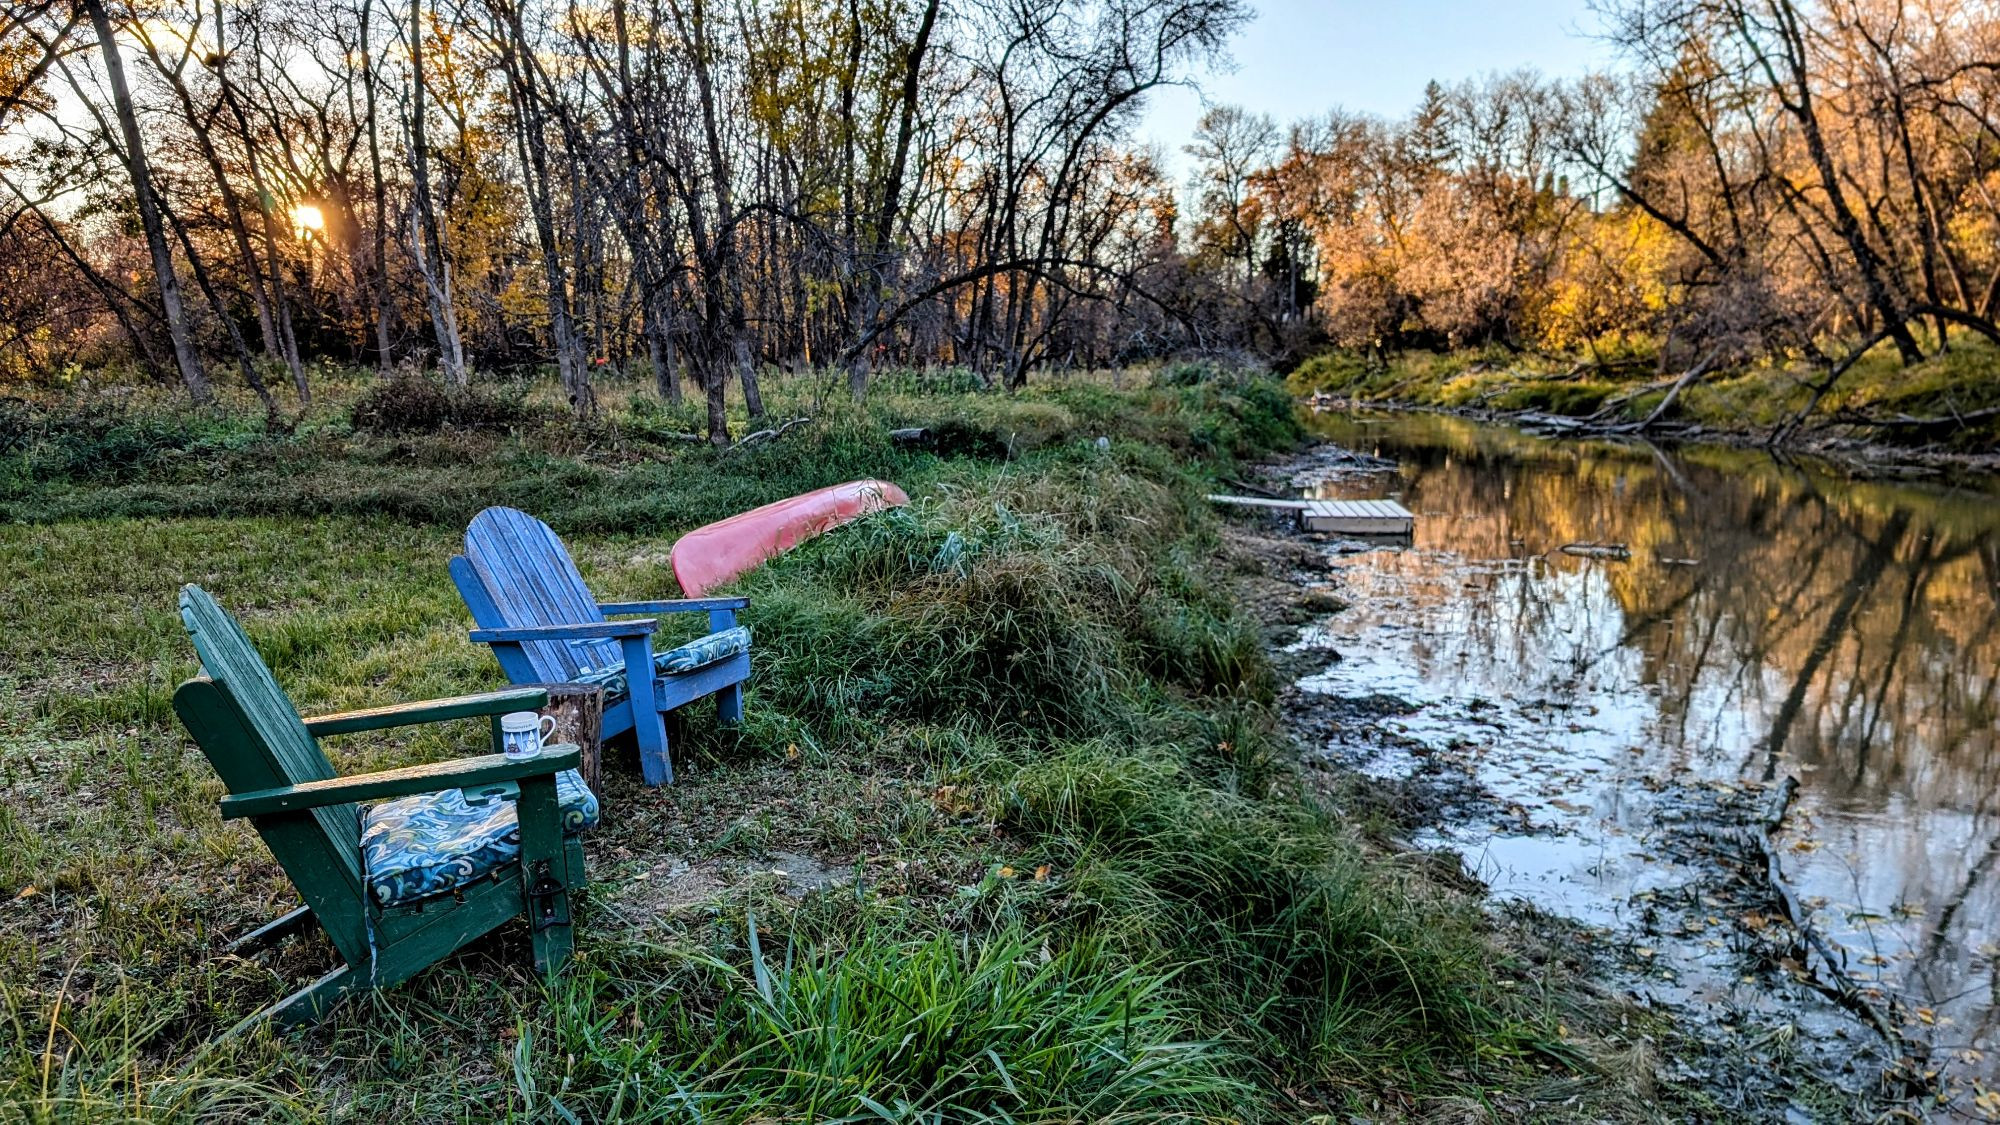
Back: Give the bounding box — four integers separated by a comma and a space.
1139, 0, 1620, 174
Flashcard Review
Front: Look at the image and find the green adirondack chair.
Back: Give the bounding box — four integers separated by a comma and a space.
172, 584, 595, 1033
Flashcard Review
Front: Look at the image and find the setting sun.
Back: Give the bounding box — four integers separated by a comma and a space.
291, 204, 325, 236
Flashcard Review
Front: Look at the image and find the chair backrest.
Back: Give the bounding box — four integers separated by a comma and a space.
174, 585, 369, 962
453, 506, 616, 681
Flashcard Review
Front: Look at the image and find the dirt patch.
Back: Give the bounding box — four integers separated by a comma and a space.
599, 857, 729, 926
599, 849, 855, 933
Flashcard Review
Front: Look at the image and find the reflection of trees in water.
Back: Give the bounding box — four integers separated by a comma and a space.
1922, 829, 2000, 1029
1331, 413, 2000, 1046
1371, 421, 2000, 816
1757, 507, 1913, 782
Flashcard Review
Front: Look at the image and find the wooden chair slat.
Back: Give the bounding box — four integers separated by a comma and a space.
469, 508, 616, 679
178, 589, 364, 900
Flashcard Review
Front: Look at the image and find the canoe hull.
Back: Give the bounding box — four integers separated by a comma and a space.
671, 479, 909, 595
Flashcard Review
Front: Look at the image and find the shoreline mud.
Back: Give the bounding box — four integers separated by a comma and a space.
1303, 396, 2000, 481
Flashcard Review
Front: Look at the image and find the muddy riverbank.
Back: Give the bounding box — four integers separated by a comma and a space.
1304, 396, 2000, 480
1228, 418, 2000, 1121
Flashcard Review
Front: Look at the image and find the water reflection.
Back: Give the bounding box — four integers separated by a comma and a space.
1298, 410, 2000, 1076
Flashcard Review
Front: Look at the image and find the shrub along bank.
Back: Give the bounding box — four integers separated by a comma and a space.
1285, 343, 2000, 456
2, 369, 1646, 1121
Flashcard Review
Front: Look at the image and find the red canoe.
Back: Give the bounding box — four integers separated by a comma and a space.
671, 479, 910, 595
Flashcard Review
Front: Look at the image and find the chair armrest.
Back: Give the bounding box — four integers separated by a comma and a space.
469, 619, 657, 644
220, 746, 581, 819
303, 687, 550, 737
599, 598, 749, 614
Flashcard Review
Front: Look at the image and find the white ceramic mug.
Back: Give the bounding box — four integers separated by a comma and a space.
500, 711, 558, 760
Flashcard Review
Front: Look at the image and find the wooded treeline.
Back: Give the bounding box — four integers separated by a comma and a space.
1231, 0, 2000, 420
0, 0, 1247, 439
4, 0, 1999, 439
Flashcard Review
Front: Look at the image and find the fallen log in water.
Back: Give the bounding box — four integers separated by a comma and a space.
1559, 541, 1631, 561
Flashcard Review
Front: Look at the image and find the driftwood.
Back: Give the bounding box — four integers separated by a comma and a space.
1588, 375, 1683, 419
1560, 541, 1631, 561
1631, 349, 1720, 430
726, 416, 812, 452
1768, 327, 1896, 446
1582, 348, 1722, 433
1819, 404, 2000, 432
1746, 777, 1929, 1081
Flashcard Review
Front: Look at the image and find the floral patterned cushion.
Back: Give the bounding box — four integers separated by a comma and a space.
572, 625, 752, 700
360, 768, 599, 908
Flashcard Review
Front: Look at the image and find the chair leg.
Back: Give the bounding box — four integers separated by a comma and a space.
632, 710, 674, 786
516, 774, 574, 975
223, 904, 315, 955
715, 682, 744, 726
527, 879, 574, 976
620, 635, 673, 786
220, 963, 367, 1039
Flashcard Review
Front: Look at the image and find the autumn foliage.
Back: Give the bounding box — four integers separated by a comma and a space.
4, 0, 1998, 430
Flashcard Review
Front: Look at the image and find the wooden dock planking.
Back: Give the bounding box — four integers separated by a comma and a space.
1207, 494, 1415, 535
1299, 498, 1414, 535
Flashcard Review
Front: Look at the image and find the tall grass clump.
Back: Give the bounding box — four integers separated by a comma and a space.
348, 369, 539, 435
706, 414, 1520, 1096
1003, 742, 1499, 1079
484, 924, 1241, 1123
738, 441, 1269, 751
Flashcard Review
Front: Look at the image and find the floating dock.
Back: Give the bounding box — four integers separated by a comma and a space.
1206, 495, 1415, 536
1300, 499, 1414, 534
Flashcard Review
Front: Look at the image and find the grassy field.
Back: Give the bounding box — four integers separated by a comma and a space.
1, 367, 1653, 1121
1285, 341, 2000, 454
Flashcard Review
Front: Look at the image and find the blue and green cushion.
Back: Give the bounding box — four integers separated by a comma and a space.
572, 625, 751, 701
360, 769, 599, 908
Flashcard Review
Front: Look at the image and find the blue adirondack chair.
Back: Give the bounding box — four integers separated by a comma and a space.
450, 507, 752, 786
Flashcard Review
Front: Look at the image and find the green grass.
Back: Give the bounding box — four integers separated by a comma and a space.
0, 367, 1643, 1121
506, 924, 1245, 1122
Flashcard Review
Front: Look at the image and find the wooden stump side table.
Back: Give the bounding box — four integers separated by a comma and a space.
524, 681, 606, 797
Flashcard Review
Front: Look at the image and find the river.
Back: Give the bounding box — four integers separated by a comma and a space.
1288, 409, 2000, 1113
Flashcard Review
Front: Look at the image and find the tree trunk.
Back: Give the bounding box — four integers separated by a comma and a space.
733, 330, 762, 418
361, 0, 397, 373
409, 0, 467, 385
212, 58, 309, 403
165, 197, 276, 417
498, 9, 594, 417
82, 0, 210, 404
1762, 0, 1921, 364
704, 353, 729, 446
142, 45, 280, 376
644, 291, 682, 403
680, 0, 758, 422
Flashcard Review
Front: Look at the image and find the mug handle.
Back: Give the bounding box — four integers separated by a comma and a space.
538, 715, 558, 741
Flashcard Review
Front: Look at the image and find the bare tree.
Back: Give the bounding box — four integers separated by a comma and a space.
80, 0, 212, 403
